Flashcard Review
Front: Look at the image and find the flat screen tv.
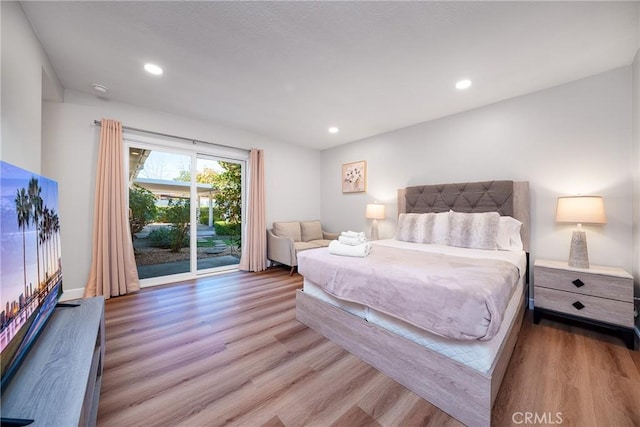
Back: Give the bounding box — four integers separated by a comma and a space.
0, 161, 63, 392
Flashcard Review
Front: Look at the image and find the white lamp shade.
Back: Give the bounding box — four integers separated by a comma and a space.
366, 203, 385, 220
556, 196, 606, 224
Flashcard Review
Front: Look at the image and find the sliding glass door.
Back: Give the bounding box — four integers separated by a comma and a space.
126, 138, 245, 285
195, 155, 243, 274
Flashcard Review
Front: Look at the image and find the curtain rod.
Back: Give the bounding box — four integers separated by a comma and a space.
93, 120, 248, 152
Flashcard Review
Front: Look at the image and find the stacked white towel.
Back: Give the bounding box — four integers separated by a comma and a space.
341, 230, 365, 238
338, 235, 366, 245
329, 231, 370, 257
338, 231, 367, 246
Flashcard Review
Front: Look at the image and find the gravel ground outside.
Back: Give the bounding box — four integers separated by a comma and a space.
133, 246, 238, 266
133, 233, 238, 266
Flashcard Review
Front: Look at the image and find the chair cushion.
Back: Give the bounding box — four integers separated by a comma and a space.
307, 239, 332, 247
274, 221, 301, 242
300, 220, 323, 242
294, 241, 321, 252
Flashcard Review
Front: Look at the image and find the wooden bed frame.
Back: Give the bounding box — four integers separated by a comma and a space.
296, 180, 530, 427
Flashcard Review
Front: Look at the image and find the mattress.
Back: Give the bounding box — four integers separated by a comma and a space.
302, 240, 526, 373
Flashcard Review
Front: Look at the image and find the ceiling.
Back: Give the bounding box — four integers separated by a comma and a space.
22, 1, 639, 150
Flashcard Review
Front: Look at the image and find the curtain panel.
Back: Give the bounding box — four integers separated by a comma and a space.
239, 149, 267, 272
84, 119, 140, 298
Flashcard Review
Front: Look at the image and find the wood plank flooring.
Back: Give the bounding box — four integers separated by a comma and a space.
97, 268, 640, 426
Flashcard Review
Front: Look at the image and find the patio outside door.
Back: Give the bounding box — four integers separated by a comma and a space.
127, 143, 243, 285
195, 154, 243, 274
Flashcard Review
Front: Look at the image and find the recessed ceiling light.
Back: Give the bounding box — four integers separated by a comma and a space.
328, 126, 339, 134
91, 84, 108, 94
144, 63, 163, 75
455, 79, 472, 90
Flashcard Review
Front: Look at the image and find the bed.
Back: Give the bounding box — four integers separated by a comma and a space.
295, 180, 530, 427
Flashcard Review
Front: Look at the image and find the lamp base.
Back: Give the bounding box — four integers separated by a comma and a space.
370, 219, 379, 241
568, 230, 589, 269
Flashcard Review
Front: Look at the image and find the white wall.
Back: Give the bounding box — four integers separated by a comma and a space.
3, 0, 322, 298
0, 1, 63, 172
321, 67, 633, 274
6, 0, 638, 306
42, 90, 321, 296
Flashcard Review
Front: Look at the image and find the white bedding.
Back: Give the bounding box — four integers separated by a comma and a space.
302, 239, 527, 373
373, 239, 527, 275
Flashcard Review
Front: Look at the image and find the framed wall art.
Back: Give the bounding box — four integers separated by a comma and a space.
342, 160, 366, 193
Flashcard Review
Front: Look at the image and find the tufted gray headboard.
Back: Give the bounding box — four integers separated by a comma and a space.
398, 180, 530, 251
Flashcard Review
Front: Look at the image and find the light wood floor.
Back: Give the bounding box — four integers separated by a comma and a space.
97, 268, 640, 426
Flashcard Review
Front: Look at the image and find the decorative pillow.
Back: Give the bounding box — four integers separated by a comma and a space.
431, 211, 450, 245
300, 220, 323, 242
273, 221, 301, 242
395, 213, 436, 243
496, 216, 523, 251
448, 211, 500, 250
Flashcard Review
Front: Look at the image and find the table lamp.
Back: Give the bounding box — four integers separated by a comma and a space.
366, 203, 385, 240
555, 196, 606, 268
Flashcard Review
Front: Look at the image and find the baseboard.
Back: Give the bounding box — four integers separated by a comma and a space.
61, 287, 85, 301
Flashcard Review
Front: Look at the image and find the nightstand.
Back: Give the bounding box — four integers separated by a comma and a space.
533, 259, 635, 350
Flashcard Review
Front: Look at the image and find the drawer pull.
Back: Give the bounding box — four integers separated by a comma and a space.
572, 279, 585, 288
572, 301, 585, 310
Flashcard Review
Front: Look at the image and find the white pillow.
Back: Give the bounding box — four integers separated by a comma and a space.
448, 211, 500, 250
496, 216, 523, 251
432, 211, 449, 245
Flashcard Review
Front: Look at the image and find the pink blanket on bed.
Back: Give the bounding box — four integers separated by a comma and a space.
297, 245, 520, 341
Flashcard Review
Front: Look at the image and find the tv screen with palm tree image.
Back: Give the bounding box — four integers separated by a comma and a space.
0, 161, 63, 392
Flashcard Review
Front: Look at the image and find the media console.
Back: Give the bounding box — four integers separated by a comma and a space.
1, 297, 105, 426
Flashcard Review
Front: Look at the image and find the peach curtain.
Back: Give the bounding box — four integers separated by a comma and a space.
84, 119, 140, 298
239, 149, 267, 272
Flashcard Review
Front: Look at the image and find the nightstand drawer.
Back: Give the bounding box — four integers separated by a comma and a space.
535, 287, 634, 327
535, 266, 632, 302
